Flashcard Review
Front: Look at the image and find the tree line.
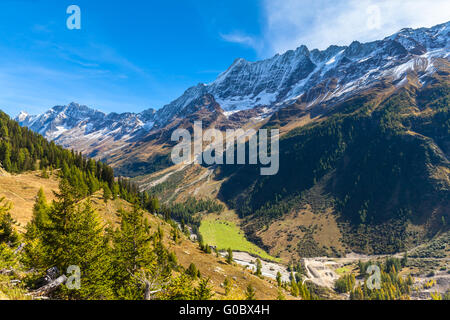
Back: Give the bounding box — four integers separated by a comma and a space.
0, 110, 138, 201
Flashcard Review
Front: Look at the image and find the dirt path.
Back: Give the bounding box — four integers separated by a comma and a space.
139, 163, 188, 191
177, 166, 215, 195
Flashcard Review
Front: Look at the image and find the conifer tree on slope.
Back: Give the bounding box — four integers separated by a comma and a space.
112, 202, 162, 299
0, 197, 17, 245
25, 179, 113, 299
25, 187, 49, 240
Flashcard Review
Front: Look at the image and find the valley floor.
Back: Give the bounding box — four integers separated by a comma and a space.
229, 248, 449, 299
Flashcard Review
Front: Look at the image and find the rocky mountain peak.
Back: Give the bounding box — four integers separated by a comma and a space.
15, 21, 450, 159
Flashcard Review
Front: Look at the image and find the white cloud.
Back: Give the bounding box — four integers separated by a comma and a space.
254, 0, 450, 56
220, 32, 262, 52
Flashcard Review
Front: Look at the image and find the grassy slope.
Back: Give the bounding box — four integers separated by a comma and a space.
136, 163, 283, 262
0, 171, 59, 232
254, 206, 346, 262
199, 215, 278, 262
216, 78, 450, 255
0, 171, 289, 300
91, 194, 286, 299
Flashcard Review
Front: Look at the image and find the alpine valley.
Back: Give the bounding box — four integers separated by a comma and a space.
4, 21, 450, 300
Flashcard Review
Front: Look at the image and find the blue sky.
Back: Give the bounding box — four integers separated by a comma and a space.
0, 0, 449, 116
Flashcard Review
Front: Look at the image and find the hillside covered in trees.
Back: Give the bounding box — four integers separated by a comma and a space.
0, 111, 290, 300
0, 110, 139, 201
217, 76, 450, 254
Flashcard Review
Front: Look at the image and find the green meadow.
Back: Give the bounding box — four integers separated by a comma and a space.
199, 218, 278, 262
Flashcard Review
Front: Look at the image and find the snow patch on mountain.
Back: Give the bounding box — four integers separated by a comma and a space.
16, 21, 450, 155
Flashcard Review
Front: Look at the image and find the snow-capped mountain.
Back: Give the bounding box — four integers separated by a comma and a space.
17, 102, 155, 153
16, 21, 449, 160
166, 21, 448, 117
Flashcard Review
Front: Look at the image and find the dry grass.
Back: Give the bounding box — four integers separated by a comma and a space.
255, 206, 346, 263
91, 198, 290, 299
165, 234, 287, 299
0, 171, 59, 232
1, 171, 290, 300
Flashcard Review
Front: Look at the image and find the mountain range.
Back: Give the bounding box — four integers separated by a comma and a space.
17, 22, 449, 170
14, 22, 450, 257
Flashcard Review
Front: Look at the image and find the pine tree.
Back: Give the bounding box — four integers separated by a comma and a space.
299, 282, 311, 300
194, 277, 214, 300
245, 284, 256, 300
226, 248, 233, 264
29, 179, 113, 299
0, 121, 8, 138
350, 259, 414, 300
290, 274, 299, 297
41, 167, 49, 179
255, 258, 262, 277
112, 183, 120, 200
223, 277, 233, 296
186, 263, 199, 279
277, 287, 286, 300
60, 201, 113, 299
0, 197, 17, 245
112, 202, 157, 299
103, 184, 112, 203
26, 188, 49, 240
276, 271, 282, 287
171, 226, 180, 243
159, 274, 194, 300
1, 142, 12, 172
147, 196, 160, 213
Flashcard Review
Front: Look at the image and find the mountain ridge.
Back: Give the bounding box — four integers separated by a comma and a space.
15, 21, 449, 178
